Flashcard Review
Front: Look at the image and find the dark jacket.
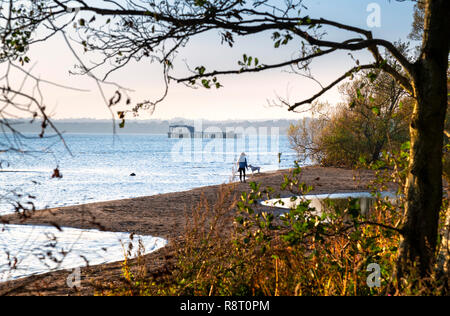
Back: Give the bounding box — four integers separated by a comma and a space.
238, 157, 248, 169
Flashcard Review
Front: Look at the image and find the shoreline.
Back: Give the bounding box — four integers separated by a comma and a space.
0, 166, 379, 295
0, 166, 289, 216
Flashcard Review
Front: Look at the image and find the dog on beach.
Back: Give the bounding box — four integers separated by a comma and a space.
248, 165, 261, 174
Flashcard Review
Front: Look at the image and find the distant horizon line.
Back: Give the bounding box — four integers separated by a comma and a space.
7, 117, 306, 123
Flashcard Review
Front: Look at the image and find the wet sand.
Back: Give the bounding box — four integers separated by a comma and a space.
0, 166, 378, 296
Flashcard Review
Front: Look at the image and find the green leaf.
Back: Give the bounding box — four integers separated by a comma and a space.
371, 107, 380, 116
272, 32, 280, 40
196, 66, 205, 75
194, 0, 207, 6
356, 88, 364, 100
401, 141, 411, 151
367, 72, 378, 82
201, 79, 210, 89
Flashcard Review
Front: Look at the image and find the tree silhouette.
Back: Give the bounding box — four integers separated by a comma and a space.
0, 0, 448, 278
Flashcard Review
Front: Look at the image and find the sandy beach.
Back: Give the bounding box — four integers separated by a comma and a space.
0, 166, 378, 296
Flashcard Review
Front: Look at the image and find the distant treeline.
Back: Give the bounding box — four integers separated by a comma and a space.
5, 118, 299, 135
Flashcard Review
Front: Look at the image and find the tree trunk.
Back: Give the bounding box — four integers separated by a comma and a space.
371, 140, 384, 163
398, 0, 449, 277
436, 196, 449, 285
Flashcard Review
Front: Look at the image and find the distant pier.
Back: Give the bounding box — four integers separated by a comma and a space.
168, 125, 239, 139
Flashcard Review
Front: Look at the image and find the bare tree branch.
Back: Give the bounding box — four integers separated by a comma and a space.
286, 64, 377, 111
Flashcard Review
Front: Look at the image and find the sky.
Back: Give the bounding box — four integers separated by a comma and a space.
14, 0, 417, 121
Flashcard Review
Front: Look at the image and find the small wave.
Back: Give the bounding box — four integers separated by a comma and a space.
0, 170, 45, 173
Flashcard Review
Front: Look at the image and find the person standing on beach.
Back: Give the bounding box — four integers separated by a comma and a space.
237, 152, 249, 183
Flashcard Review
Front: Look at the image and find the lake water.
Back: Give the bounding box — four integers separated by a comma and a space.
0, 224, 167, 282
0, 132, 295, 282
262, 192, 397, 217
0, 133, 296, 215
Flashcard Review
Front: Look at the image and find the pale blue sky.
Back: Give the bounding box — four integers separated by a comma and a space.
23, 0, 417, 120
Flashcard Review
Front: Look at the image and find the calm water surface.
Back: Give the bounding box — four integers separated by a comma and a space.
0, 133, 297, 215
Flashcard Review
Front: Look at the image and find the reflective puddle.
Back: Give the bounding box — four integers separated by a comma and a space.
262, 192, 397, 216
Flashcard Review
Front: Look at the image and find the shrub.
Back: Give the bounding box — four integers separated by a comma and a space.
105, 159, 448, 296
289, 71, 413, 167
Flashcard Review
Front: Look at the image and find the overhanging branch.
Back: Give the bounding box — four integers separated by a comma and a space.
287, 64, 377, 111
2, 0, 417, 115
172, 47, 338, 83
